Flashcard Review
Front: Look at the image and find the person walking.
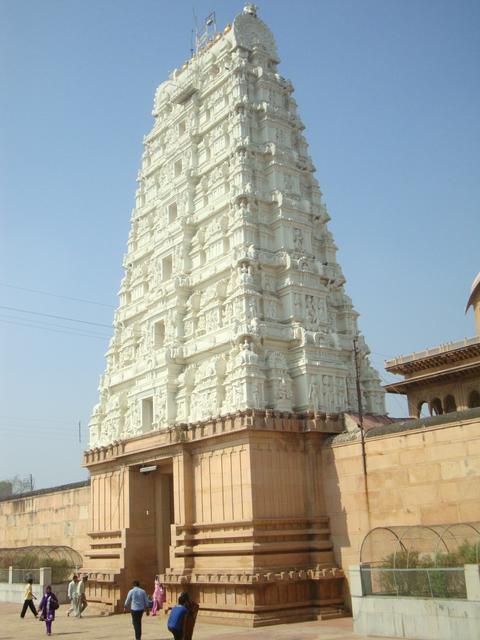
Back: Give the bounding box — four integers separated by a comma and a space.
38, 585, 59, 636
20, 577, 38, 618
151, 576, 165, 616
66, 574, 79, 617
124, 580, 149, 640
76, 575, 88, 617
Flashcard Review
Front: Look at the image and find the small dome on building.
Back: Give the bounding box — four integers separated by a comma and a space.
466, 271, 480, 336
466, 271, 480, 311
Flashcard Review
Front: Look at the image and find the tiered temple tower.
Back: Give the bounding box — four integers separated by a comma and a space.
84, 5, 385, 625
89, 5, 384, 449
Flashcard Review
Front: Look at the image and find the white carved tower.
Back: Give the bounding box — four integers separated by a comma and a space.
89, 5, 385, 449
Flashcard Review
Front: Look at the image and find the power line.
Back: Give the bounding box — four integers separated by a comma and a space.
0, 414, 80, 424
0, 428, 79, 436
0, 423, 83, 433
0, 423, 84, 434
0, 317, 110, 340
0, 313, 111, 338
0, 282, 116, 309
0, 430, 81, 440
0, 305, 112, 328
370, 350, 396, 359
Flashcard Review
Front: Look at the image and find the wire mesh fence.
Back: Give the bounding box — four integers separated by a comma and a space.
0, 568, 9, 583
360, 566, 467, 599
360, 523, 480, 568
0, 546, 82, 583
11, 568, 41, 584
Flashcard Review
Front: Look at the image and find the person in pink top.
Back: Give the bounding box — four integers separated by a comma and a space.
151, 576, 165, 616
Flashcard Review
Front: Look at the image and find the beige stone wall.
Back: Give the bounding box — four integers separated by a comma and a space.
0, 482, 91, 558
90, 469, 128, 534
322, 414, 480, 573
192, 441, 252, 523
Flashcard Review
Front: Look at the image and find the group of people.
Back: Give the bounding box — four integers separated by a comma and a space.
124, 576, 198, 640
20, 578, 60, 636
21, 573, 198, 639
66, 574, 88, 617
20, 574, 88, 636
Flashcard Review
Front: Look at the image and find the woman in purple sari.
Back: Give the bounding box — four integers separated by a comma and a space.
38, 586, 58, 636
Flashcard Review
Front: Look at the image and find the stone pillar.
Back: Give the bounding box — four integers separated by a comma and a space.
348, 565, 363, 597
465, 564, 480, 601
170, 449, 194, 572
39, 567, 52, 589
8, 566, 13, 584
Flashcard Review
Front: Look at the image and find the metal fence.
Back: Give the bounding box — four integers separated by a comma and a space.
360, 566, 467, 599
11, 568, 41, 584
0, 568, 9, 583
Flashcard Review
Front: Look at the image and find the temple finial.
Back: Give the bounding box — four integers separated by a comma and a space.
243, 4, 258, 17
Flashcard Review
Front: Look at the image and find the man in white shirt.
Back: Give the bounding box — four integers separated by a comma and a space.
66, 574, 79, 617
76, 575, 88, 617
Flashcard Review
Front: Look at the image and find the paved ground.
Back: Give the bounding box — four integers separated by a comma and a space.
0, 603, 396, 640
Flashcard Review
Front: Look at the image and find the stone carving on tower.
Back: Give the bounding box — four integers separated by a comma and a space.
89, 4, 385, 448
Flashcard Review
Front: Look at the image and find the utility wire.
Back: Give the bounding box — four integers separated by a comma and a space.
0, 414, 79, 424
0, 282, 116, 309
0, 317, 110, 340
0, 313, 110, 338
0, 305, 112, 328
0, 422, 84, 433
0, 428, 89, 439
0, 422, 89, 437
0, 430, 79, 439
370, 350, 396, 359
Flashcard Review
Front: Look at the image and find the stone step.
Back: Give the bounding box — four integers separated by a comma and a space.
317, 607, 350, 620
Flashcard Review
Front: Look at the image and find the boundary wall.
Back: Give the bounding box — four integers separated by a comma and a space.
321, 410, 480, 587
0, 481, 91, 557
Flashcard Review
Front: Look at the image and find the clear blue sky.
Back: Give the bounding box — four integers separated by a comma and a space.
1, 0, 479, 489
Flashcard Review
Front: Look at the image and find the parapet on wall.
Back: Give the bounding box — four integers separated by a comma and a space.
0, 480, 91, 558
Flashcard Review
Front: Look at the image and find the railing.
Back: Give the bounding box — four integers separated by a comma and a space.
360, 566, 467, 599
385, 335, 480, 368
0, 569, 9, 583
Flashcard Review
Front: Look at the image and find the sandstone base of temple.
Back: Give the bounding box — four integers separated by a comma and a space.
165, 572, 344, 627
81, 410, 346, 625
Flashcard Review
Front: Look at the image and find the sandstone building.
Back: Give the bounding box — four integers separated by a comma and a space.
82, 5, 385, 625
385, 273, 480, 418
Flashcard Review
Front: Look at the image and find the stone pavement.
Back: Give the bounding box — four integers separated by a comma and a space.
0, 603, 401, 640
